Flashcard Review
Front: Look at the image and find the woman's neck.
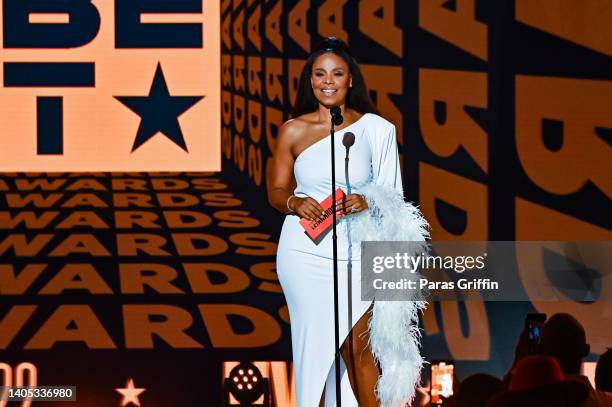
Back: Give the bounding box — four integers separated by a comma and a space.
316, 104, 347, 124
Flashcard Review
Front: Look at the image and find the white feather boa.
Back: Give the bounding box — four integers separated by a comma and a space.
339, 182, 429, 407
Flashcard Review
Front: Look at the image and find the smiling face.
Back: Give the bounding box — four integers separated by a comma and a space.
310, 52, 352, 108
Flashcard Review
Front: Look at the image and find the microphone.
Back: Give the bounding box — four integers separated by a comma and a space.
330, 106, 343, 126
343, 131, 355, 160
342, 131, 355, 149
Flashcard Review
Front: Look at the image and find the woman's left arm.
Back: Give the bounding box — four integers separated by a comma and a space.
338, 121, 402, 214
371, 122, 403, 192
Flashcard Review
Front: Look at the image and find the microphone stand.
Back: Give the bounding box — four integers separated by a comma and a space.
342, 133, 355, 373
330, 107, 342, 407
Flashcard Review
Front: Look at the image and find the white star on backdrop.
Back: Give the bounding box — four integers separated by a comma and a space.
115, 378, 146, 406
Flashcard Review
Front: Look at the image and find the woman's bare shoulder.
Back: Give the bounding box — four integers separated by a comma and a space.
279, 113, 316, 140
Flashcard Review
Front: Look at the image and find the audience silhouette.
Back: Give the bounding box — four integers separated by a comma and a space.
410, 313, 611, 407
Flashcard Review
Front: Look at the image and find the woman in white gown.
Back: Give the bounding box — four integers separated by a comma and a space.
268, 38, 424, 407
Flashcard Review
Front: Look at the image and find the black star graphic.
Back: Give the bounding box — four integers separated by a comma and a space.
115, 63, 204, 152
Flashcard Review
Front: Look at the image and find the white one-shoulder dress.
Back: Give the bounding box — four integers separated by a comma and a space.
276, 113, 403, 407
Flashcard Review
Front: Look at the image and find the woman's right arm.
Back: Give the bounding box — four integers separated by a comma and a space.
267, 121, 324, 220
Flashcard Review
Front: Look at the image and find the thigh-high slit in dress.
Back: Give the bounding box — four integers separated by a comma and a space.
276, 113, 403, 407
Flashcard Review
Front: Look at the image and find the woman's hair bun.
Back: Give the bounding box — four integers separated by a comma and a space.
315, 37, 351, 55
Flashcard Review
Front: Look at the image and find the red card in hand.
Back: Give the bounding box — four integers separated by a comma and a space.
299, 188, 346, 244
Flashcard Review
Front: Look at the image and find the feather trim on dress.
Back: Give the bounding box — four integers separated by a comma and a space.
340, 182, 430, 407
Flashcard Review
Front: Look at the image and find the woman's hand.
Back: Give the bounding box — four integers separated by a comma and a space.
337, 193, 368, 215
289, 196, 324, 221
